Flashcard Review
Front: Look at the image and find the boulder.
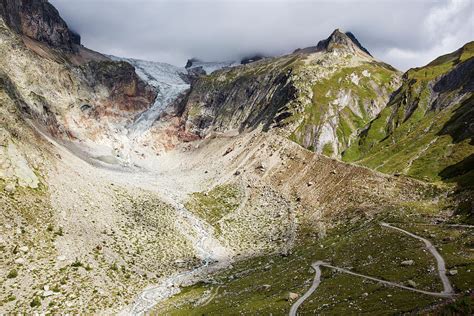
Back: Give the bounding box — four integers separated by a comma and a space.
401, 260, 414, 266
407, 280, 417, 288
14, 258, 25, 265
287, 292, 299, 301
4, 183, 15, 192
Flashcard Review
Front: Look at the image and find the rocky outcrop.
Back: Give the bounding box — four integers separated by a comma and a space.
81, 60, 156, 113
316, 29, 372, 56
0, 4, 157, 157
293, 29, 372, 57
315, 29, 371, 56
0, 0, 80, 52
241, 54, 266, 65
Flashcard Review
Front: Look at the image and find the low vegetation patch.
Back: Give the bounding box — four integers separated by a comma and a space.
185, 184, 243, 235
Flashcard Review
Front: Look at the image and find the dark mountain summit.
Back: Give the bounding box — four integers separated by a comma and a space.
315, 29, 371, 56
0, 0, 80, 51
293, 28, 371, 56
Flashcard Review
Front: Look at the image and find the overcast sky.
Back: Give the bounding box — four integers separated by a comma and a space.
50, 0, 473, 71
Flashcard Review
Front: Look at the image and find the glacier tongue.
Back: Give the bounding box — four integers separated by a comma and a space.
94, 56, 240, 168
110, 56, 190, 136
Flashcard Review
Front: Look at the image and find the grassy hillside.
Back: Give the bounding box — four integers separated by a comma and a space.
153, 206, 473, 315
343, 42, 474, 188
290, 61, 399, 156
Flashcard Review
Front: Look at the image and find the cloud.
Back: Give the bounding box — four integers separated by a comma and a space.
50, 0, 474, 71
377, 0, 473, 69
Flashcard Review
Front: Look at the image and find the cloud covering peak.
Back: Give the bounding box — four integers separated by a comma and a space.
50, 0, 473, 70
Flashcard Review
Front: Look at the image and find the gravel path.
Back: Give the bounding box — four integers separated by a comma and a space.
289, 261, 323, 316
381, 222, 454, 295
289, 223, 456, 315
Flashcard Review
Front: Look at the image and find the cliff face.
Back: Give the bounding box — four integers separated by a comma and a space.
183, 55, 298, 136
182, 30, 400, 157
343, 42, 474, 186
0, 1, 156, 152
0, 0, 80, 52
81, 60, 157, 113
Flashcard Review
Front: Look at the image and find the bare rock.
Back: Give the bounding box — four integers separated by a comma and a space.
401, 260, 414, 266
287, 292, 299, 301
43, 290, 54, 297
407, 280, 417, 288
4, 183, 15, 193
15, 258, 25, 265
223, 147, 234, 156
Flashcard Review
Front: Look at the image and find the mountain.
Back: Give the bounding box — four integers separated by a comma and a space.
181, 29, 400, 157
1, 1, 473, 315
343, 42, 474, 188
0, 0, 163, 166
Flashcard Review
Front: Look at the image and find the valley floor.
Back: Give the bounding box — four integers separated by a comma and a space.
1, 126, 473, 315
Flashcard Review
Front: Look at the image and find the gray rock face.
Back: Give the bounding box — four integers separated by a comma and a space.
80, 60, 157, 113
0, 0, 80, 51
184, 62, 297, 136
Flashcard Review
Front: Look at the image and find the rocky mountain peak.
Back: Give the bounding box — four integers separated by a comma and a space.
0, 0, 80, 52
316, 28, 371, 56
185, 58, 201, 69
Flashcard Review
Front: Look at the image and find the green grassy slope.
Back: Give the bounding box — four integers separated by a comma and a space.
343, 42, 474, 187
184, 34, 400, 158
290, 61, 399, 156
153, 206, 473, 315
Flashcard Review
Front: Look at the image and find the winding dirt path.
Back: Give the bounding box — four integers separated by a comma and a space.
289, 261, 323, 316
289, 223, 455, 316
381, 222, 454, 295
201, 286, 222, 307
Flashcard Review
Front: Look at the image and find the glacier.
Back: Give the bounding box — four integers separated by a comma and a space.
110, 56, 190, 136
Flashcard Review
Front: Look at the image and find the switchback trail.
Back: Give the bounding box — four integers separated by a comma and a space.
289, 223, 455, 316
380, 222, 454, 295
289, 261, 323, 316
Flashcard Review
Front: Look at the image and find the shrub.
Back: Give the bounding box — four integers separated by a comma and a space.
7, 269, 18, 278
71, 258, 83, 268
30, 296, 41, 307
